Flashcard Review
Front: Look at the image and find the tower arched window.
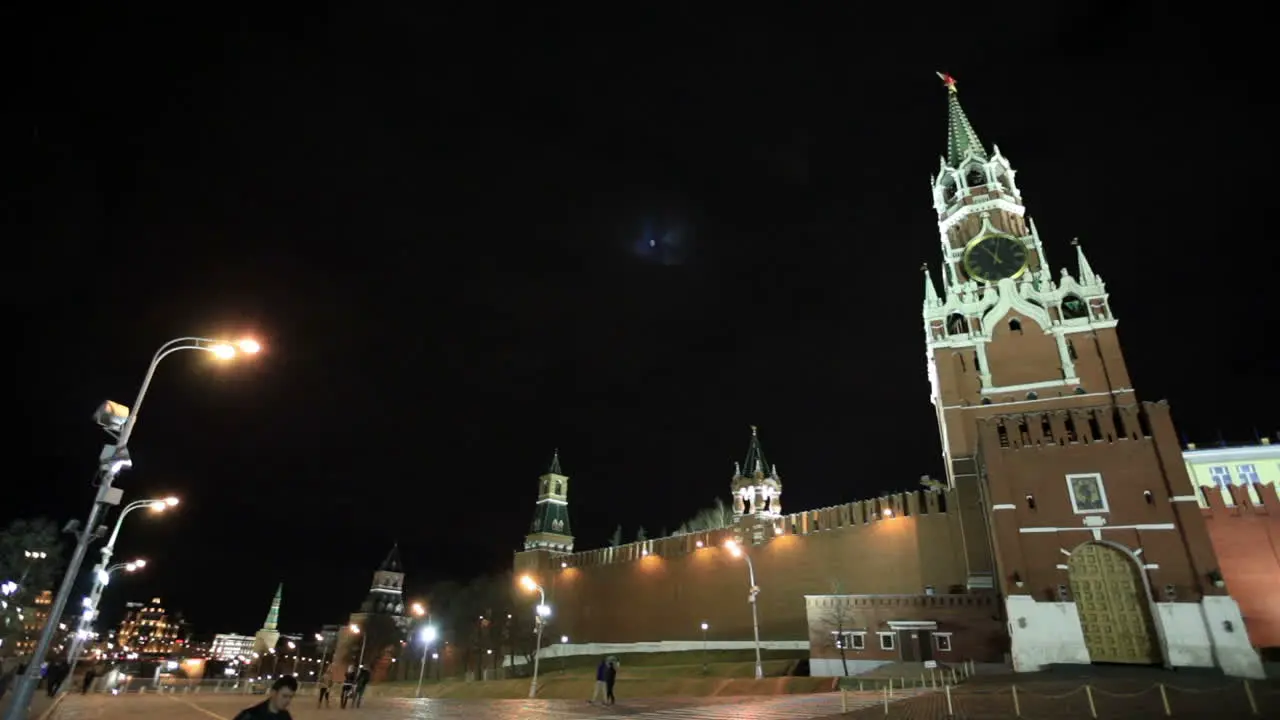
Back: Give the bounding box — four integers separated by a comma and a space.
1061, 294, 1088, 320
1008, 318, 1022, 334
947, 313, 967, 335
965, 167, 986, 189
553, 481, 562, 495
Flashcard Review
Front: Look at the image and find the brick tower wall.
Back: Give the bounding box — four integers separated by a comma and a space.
516, 489, 985, 645
1199, 485, 1280, 649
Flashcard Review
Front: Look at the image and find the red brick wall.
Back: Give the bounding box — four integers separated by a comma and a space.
1200, 486, 1280, 648
515, 490, 992, 646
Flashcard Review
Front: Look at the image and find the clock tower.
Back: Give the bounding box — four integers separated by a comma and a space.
921, 75, 1262, 678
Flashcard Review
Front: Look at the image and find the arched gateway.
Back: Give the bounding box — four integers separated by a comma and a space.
1068, 543, 1161, 665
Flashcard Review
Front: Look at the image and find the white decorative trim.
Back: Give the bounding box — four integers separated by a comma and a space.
886, 621, 938, 630
980, 378, 1079, 396
1056, 564, 1069, 570
1168, 496, 1200, 503
992, 503, 1017, 511
1019, 523, 1176, 534
535, 498, 568, 505
1183, 444, 1280, 463
1065, 472, 1110, 515
943, 388, 1134, 410
938, 197, 1026, 234
1143, 564, 1160, 570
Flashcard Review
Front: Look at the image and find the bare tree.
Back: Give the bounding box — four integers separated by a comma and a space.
823, 580, 856, 677
608, 525, 623, 547
675, 497, 735, 534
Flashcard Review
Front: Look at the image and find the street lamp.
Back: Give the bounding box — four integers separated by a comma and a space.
15, 551, 48, 591
519, 575, 551, 698
700, 622, 710, 672
415, 625, 437, 698
725, 540, 764, 680
350, 624, 367, 677
68, 496, 178, 672
287, 641, 298, 675
4, 336, 259, 720
314, 633, 331, 681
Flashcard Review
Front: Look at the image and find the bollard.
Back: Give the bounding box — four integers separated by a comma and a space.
841, 689, 848, 712
951, 667, 957, 685
931, 668, 937, 688
1085, 685, 1097, 719
945, 683, 954, 717
888, 676, 893, 698
921, 672, 926, 688
1012, 685, 1021, 718
1158, 683, 1170, 716
859, 679, 864, 692
883, 686, 889, 715
1244, 680, 1258, 716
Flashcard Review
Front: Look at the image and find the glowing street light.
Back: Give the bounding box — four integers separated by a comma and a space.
724, 540, 764, 680
519, 576, 550, 698
415, 625, 438, 698
411, 602, 426, 617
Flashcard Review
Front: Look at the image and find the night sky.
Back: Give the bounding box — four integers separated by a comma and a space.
11, 5, 1276, 637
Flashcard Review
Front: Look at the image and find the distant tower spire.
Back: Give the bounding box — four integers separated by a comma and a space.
263, 583, 282, 631
937, 72, 988, 167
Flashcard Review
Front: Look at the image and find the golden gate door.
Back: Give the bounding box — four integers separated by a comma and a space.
1068, 543, 1161, 665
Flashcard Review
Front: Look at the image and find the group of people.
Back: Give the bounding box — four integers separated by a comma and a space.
588, 656, 619, 705
315, 664, 370, 709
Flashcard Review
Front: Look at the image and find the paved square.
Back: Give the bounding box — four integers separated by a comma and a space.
44, 688, 934, 720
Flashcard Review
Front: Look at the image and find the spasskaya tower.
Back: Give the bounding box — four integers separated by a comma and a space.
918, 74, 1263, 678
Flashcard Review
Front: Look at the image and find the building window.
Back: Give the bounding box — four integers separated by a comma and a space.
845, 632, 866, 650
878, 632, 896, 651
1065, 473, 1109, 514
1238, 464, 1264, 505
935, 633, 952, 652
1210, 465, 1235, 507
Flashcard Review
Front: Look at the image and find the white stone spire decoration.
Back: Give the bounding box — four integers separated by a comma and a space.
922, 263, 941, 307
1072, 238, 1097, 285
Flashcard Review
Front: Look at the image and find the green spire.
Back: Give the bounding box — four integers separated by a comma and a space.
937, 72, 987, 167
527, 451, 572, 546
263, 583, 282, 631
741, 425, 771, 478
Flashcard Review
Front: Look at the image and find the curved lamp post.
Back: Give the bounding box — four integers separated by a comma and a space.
4, 336, 259, 720
519, 575, 551, 698
725, 540, 764, 680
68, 497, 177, 669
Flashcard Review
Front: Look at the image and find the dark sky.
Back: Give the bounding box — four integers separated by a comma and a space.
10, 5, 1275, 637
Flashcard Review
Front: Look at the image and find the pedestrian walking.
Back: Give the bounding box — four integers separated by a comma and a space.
587, 657, 608, 704
232, 675, 297, 719
353, 666, 370, 708
339, 666, 355, 708
317, 672, 332, 708
605, 657, 618, 705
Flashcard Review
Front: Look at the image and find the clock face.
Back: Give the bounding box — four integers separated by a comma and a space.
962, 234, 1028, 283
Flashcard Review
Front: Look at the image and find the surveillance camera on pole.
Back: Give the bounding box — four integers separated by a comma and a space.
93, 400, 130, 436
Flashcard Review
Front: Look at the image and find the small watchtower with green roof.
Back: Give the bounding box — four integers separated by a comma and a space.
523, 449, 574, 553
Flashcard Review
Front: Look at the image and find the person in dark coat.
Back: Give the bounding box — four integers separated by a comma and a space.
233, 676, 296, 719
604, 658, 618, 705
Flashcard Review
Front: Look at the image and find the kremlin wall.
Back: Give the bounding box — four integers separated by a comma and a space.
515, 471, 1002, 652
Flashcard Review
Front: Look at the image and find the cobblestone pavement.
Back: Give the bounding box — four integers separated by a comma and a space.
45, 688, 935, 720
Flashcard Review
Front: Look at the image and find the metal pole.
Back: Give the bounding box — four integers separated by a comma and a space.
744, 555, 763, 680
528, 586, 545, 699
2, 480, 113, 720
415, 642, 429, 698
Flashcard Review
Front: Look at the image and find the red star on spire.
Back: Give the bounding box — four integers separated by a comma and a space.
936, 72, 958, 93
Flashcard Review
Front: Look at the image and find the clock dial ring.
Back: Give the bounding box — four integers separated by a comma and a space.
961, 233, 1029, 283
